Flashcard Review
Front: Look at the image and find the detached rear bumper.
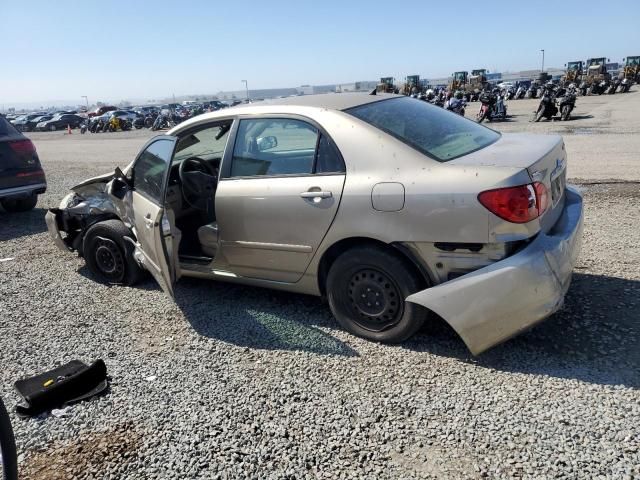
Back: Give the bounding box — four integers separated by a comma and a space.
406, 186, 584, 355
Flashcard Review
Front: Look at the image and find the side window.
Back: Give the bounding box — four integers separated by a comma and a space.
315, 134, 345, 173
230, 118, 319, 177
132, 139, 174, 202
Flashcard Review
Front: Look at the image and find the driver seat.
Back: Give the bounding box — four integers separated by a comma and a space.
197, 222, 219, 257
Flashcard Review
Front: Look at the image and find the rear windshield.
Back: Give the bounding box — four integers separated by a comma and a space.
346, 97, 500, 162
0, 117, 20, 137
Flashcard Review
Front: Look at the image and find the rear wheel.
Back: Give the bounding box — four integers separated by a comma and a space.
49, 124, 56, 131
0, 195, 37, 212
83, 220, 145, 285
326, 246, 428, 343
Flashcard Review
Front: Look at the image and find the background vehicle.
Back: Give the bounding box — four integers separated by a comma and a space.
21, 114, 53, 132
584, 57, 611, 94
34, 113, 84, 131
402, 75, 421, 95
10, 113, 47, 132
563, 61, 583, 85
109, 110, 138, 122
621, 56, 640, 85
87, 105, 117, 118
376, 77, 397, 94
0, 116, 46, 212
0, 397, 18, 480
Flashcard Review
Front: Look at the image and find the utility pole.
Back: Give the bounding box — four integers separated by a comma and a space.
242, 80, 249, 100
541, 49, 545, 72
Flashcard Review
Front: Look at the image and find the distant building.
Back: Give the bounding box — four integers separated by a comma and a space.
334, 81, 377, 93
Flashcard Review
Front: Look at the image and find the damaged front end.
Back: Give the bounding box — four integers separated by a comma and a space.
45, 171, 130, 255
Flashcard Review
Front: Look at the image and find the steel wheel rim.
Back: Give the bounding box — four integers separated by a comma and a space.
94, 238, 125, 281
347, 268, 403, 332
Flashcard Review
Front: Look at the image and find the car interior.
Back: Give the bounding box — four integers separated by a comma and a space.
164, 121, 232, 263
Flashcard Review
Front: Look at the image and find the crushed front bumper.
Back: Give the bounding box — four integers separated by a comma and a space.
406, 186, 584, 355
45, 209, 70, 252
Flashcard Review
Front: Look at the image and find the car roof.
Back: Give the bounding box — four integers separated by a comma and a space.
245, 92, 396, 111
170, 93, 403, 134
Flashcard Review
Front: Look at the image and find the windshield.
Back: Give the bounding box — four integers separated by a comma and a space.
174, 123, 232, 161
346, 97, 500, 162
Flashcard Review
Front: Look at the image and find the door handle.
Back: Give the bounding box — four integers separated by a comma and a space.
300, 190, 332, 199
144, 213, 154, 228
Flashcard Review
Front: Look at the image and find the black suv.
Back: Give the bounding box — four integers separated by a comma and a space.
0, 116, 46, 212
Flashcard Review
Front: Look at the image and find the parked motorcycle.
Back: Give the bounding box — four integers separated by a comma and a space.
556, 87, 577, 121
619, 77, 631, 93
445, 96, 466, 116
151, 114, 175, 131
504, 87, 515, 100
107, 116, 131, 132
606, 79, 620, 94
515, 86, 526, 99
533, 85, 558, 122
525, 84, 538, 99
476, 91, 495, 122
578, 81, 588, 96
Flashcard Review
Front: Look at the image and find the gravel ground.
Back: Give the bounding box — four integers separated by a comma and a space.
1, 92, 639, 479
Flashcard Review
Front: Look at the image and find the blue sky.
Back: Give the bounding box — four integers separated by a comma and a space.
2, 0, 639, 106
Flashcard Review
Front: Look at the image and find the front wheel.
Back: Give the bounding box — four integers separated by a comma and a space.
82, 220, 145, 285
0, 195, 38, 212
326, 246, 428, 343
49, 124, 57, 131
561, 105, 570, 121
0, 397, 18, 480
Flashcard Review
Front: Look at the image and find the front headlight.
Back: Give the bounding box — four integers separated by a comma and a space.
59, 193, 82, 209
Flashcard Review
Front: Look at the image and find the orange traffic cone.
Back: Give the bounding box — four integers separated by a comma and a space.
67, 124, 72, 134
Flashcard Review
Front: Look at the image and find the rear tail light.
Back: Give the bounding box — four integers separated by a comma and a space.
478, 182, 548, 223
8, 139, 36, 155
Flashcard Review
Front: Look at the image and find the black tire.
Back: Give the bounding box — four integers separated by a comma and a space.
561, 105, 570, 121
49, 124, 56, 131
326, 246, 428, 343
535, 106, 545, 122
82, 220, 145, 286
0, 397, 18, 480
0, 195, 37, 212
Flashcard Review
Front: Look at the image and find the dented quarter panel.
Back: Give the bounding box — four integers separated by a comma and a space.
405, 186, 583, 355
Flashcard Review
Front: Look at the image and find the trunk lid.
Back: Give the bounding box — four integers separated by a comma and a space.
451, 133, 567, 233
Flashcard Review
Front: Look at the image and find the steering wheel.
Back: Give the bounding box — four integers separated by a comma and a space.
178, 156, 217, 211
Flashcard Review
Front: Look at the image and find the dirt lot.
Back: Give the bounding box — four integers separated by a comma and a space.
1, 92, 639, 479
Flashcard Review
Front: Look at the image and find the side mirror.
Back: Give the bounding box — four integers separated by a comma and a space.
108, 166, 130, 199
257, 136, 278, 152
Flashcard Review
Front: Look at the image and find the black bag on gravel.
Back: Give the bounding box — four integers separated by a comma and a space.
14, 359, 108, 417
